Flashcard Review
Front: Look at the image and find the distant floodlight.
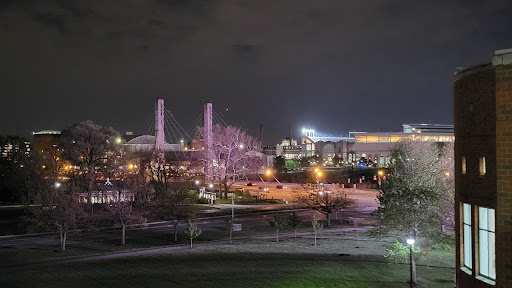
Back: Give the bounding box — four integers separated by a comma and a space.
406, 238, 415, 245
55, 182, 61, 188
195, 180, 200, 185
209, 184, 213, 188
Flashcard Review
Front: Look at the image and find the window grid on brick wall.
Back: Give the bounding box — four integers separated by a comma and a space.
462, 203, 472, 269
478, 207, 496, 280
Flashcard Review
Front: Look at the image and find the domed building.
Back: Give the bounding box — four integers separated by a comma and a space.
124, 135, 183, 153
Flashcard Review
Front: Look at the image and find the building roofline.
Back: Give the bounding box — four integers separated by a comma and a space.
453, 63, 493, 81
33, 130, 61, 135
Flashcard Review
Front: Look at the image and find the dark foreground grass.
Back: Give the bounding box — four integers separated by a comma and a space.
1, 249, 454, 288
0, 221, 359, 267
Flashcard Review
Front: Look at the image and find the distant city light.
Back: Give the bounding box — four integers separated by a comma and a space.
55, 182, 61, 188
195, 180, 200, 185
116, 137, 122, 144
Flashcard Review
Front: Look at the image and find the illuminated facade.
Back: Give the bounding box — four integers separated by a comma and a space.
300, 129, 353, 161
276, 138, 301, 159
454, 48, 512, 288
299, 125, 453, 166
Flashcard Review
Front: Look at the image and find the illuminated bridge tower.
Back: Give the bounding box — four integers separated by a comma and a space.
204, 102, 213, 181
152, 99, 165, 181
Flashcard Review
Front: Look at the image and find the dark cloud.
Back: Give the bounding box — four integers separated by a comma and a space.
232, 43, 256, 53
32, 11, 68, 33
1, 0, 512, 143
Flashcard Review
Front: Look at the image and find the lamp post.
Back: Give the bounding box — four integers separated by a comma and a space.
407, 238, 416, 287
231, 192, 235, 219
266, 169, 271, 189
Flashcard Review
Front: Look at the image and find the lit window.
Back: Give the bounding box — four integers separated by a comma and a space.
478, 207, 495, 280
462, 157, 466, 175
479, 157, 486, 176
463, 203, 472, 269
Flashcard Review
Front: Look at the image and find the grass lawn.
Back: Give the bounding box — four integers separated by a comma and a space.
0, 232, 455, 288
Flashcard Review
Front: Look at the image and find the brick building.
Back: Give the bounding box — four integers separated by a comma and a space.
454, 48, 512, 287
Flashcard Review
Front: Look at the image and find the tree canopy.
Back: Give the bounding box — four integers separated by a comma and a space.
195, 125, 262, 198
374, 140, 454, 247
59, 121, 120, 209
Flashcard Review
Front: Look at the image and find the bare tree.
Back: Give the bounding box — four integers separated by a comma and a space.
194, 125, 262, 199
52, 194, 84, 251
183, 220, 202, 248
59, 121, 120, 212
23, 191, 85, 252
292, 187, 354, 226
153, 184, 196, 241
269, 214, 286, 242
288, 212, 302, 238
109, 201, 144, 245
312, 215, 323, 246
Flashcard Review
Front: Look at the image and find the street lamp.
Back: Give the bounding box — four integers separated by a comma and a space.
407, 238, 416, 288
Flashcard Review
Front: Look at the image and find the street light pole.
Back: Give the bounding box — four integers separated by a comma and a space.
409, 245, 413, 288
266, 169, 271, 189
407, 238, 415, 288
231, 193, 234, 219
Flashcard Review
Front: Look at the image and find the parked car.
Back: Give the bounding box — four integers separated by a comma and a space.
276, 185, 283, 189
246, 182, 256, 186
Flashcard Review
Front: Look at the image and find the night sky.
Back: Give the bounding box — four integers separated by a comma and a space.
1, 0, 511, 145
